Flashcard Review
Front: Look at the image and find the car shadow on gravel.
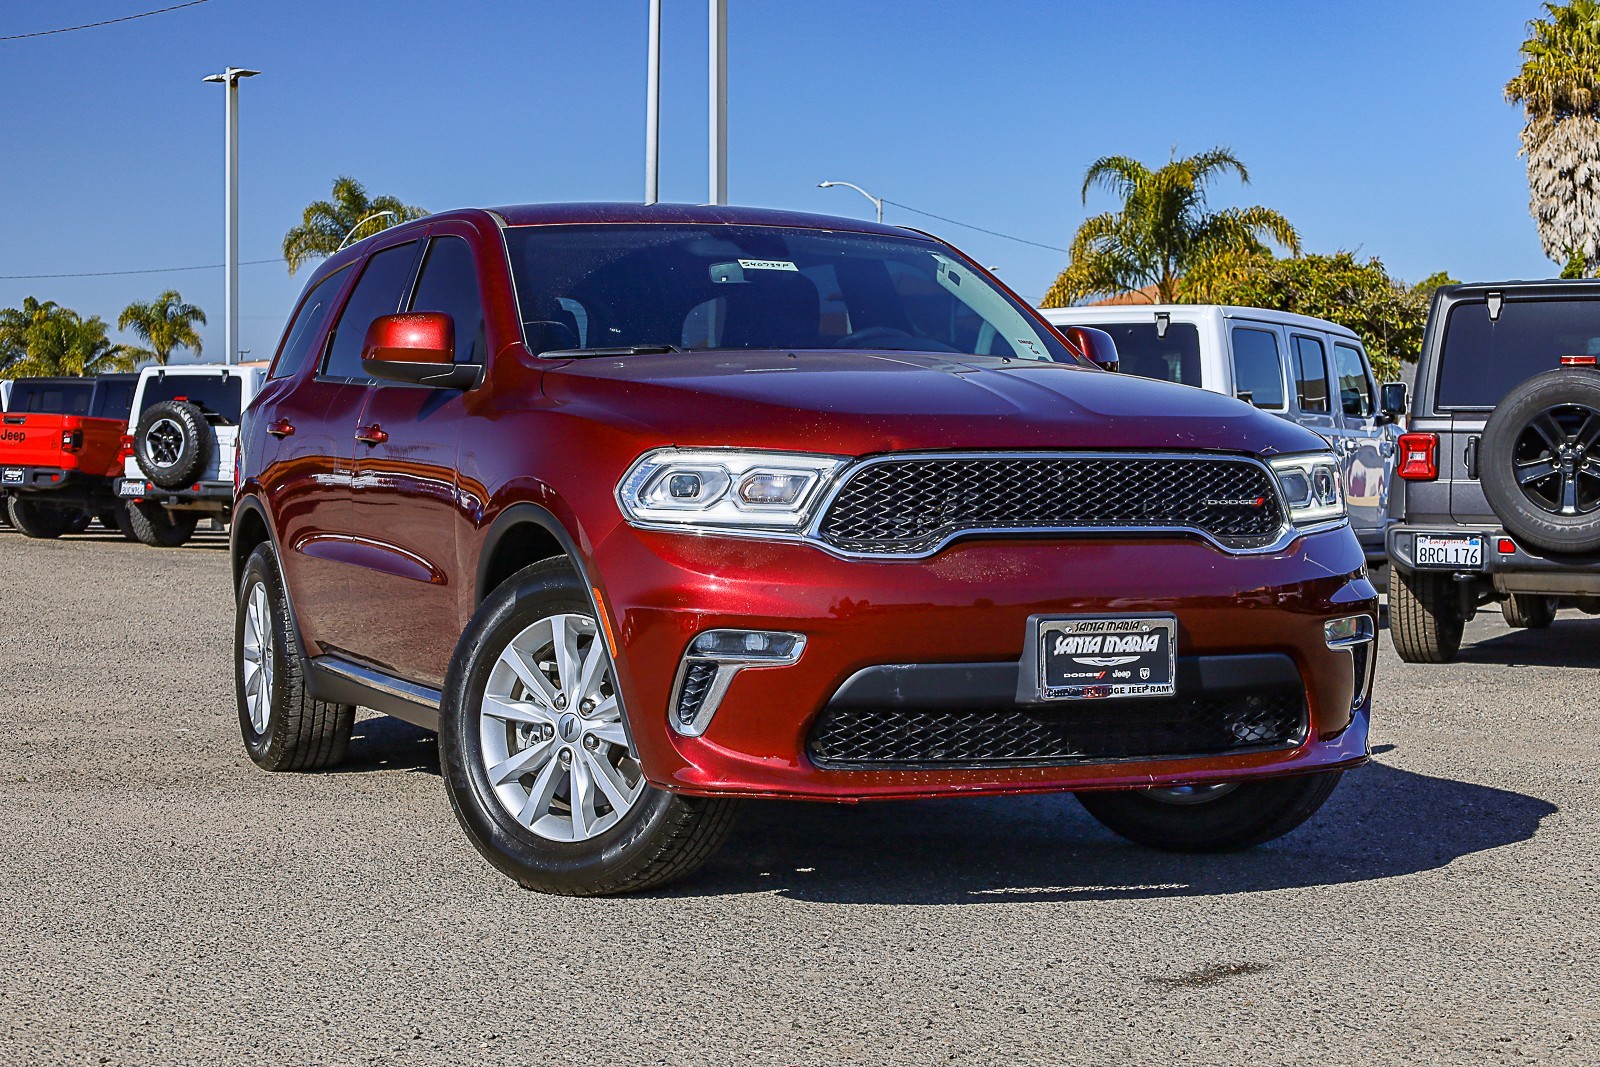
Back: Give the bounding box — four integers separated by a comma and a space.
677, 758, 1556, 904
1457, 615, 1600, 669
341, 714, 439, 774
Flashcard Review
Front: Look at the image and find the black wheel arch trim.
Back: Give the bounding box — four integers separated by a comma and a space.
474, 501, 638, 754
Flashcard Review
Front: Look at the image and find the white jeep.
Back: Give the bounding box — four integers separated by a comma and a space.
115, 364, 263, 547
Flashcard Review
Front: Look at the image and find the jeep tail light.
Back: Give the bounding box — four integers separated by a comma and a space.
60, 429, 83, 453
118, 433, 135, 461
1396, 432, 1438, 480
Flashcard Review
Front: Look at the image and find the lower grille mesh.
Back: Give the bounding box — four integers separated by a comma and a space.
807, 692, 1305, 769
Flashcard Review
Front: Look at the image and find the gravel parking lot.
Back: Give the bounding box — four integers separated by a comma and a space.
0, 527, 1595, 1066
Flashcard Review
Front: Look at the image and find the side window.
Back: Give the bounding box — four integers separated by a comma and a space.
1334, 342, 1375, 418
270, 266, 349, 380
408, 236, 487, 364
1230, 327, 1285, 409
320, 242, 419, 379
1291, 334, 1330, 414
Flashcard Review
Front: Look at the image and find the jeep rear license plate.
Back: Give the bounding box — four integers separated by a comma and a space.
1, 468, 20, 485
1414, 534, 1483, 569
1034, 615, 1177, 701
118, 480, 145, 497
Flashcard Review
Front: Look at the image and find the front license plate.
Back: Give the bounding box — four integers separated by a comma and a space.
118, 480, 145, 497
1034, 615, 1177, 701
1414, 534, 1483, 569
1, 468, 21, 485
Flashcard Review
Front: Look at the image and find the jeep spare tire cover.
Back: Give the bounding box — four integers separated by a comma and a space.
135, 399, 211, 490
1480, 367, 1600, 554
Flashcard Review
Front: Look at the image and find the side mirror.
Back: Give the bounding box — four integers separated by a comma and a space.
361, 312, 482, 389
1380, 381, 1408, 418
1065, 325, 1119, 372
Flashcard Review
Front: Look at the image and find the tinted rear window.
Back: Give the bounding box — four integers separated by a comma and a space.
7, 380, 94, 414
1070, 322, 1201, 387
92, 378, 137, 419
140, 375, 244, 423
1438, 297, 1600, 408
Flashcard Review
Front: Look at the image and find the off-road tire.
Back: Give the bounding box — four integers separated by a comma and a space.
236, 543, 355, 771
135, 399, 211, 490
440, 557, 737, 895
1389, 566, 1464, 663
108, 502, 139, 542
125, 501, 198, 548
1480, 368, 1600, 554
1076, 770, 1343, 852
6, 496, 78, 539
1501, 593, 1557, 629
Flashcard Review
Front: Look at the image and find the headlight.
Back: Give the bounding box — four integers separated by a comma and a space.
1269, 452, 1345, 526
618, 448, 847, 531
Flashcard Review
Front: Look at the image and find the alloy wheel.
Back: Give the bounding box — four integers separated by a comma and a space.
1511, 403, 1600, 516
240, 581, 273, 734
478, 612, 643, 842
146, 417, 184, 466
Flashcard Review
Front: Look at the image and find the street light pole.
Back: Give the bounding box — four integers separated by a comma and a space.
645, 0, 661, 205
202, 66, 259, 366
817, 180, 883, 223
709, 0, 727, 205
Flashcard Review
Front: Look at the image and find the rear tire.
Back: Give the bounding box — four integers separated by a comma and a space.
236, 543, 355, 771
1077, 771, 1343, 852
1389, 567, 1464, 663
125, 501, 197, 547
1501, 593, 1557, 629
440, 557, 736, 895
109, 502, 139, 542
6, 496, 77, 539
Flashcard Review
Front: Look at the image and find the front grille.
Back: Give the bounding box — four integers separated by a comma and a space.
807, 692, 1306, 769
816, 454, 1284, 554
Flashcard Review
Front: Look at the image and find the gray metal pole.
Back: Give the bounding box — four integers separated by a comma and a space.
224, 76, 239, 365
709, 0, 727, 205
646, 0, 661, 205
204, 67, 257, 365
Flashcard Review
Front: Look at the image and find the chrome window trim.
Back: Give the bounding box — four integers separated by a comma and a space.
620, 449, 1348, 560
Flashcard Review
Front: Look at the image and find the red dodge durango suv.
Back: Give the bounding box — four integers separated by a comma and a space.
232, 203, 1377, 895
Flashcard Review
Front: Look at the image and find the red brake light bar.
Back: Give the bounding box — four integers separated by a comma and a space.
1561, 354, 1598, 366
1396, 432, 1438, 481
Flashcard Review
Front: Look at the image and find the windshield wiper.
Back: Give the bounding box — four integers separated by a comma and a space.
539, 344, 682, 359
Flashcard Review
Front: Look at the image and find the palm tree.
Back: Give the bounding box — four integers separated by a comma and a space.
1506, 1, 1600, 273
117, 290, 206, 366
281, 176, 428, 275
1041, 147, 1300, 307
3, 300, 136, 378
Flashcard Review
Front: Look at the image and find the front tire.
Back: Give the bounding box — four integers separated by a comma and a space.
1077, 771, 1343, 852
1501, 593, 1556, 629
6, 496, 78, 539
1389, 567, 1464, 663
126, 501, 197, 547
440, 558, 735, 895
236, 543, 355, 771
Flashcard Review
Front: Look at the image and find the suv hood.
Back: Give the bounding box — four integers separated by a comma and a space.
541, 349, 1328, 457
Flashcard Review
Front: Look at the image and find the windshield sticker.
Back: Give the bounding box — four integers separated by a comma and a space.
737, 259, 799, 272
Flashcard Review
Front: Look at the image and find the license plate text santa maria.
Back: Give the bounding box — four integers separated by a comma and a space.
1052, 633, 1161, 656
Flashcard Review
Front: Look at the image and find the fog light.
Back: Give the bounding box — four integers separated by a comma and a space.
737, 470, 815, 506
671, 629, 808, 737
1324, 614, 1376, 713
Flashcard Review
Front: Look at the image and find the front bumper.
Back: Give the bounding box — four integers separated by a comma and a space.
1388, 523, 1600, 595
594, 526, 1376, 801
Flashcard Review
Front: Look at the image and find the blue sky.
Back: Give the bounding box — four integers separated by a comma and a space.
0, 0, 1557, 363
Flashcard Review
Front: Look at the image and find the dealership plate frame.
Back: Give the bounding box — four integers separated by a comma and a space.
1018, 612, 1178, 703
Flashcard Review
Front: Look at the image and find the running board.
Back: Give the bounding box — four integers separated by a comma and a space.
308, 656, 442, 732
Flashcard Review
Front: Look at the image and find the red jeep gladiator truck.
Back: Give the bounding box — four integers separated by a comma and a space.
1, 375, 138, 539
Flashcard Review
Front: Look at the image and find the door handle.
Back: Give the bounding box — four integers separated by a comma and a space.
266, 419, 295, 438
355, 424, 389, 446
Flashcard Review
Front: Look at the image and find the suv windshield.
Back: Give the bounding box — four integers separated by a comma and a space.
504, 224, 1075, 363
1438, 297, 1600, 408
140, 374, 244, 423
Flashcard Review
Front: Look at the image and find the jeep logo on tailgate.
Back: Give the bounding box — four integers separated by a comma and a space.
0, 429, 25, 444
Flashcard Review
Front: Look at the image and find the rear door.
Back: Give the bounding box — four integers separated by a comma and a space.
348, 226, 486, 684
1331, 339, 1388, 544
272, 238, 421, 659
